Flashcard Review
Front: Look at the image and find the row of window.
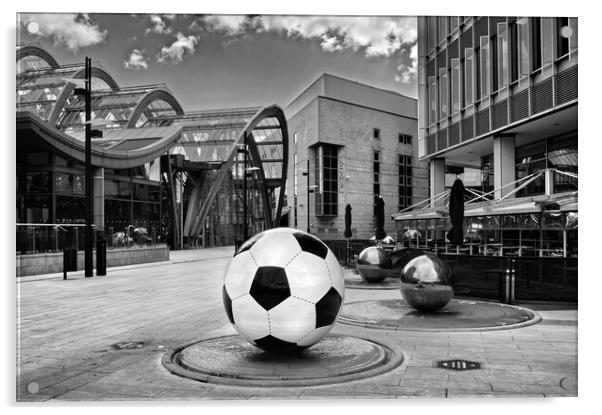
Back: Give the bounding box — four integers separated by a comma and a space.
373, 128, 414, 145
427, 17, 577, 126
398, 155, 413, 211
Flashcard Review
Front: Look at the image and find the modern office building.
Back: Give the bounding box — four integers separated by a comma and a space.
394, 17, 578, 258
285, 73, 428, 240
16, 44, 288, 254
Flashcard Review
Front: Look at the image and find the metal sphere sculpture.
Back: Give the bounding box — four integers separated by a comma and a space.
400, 254, 453, 312
356, 246, 391, 283
222, 228, 345, 353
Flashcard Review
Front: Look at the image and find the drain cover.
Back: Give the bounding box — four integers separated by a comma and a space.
436, 359, 481, 371
111, 341, 145, 350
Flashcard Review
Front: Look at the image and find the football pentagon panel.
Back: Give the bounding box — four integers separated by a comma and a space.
222, 228, 345, 353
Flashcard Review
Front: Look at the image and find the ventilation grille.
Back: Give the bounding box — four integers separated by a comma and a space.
492, 99, 508, 130
531, 78, 554, 115
555, 65, 578, 105
461, 115, 474, 141
436, 128, 448, 152
474, 17, 488, 39
476, 108, 490, 136
510, 89, 529, 122
427, 133, 437, 155
489, 17, 506, 33
460, 27, 473, 51
448, 122, 460, 146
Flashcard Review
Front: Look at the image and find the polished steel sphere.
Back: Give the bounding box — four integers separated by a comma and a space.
400, 254, 453, 312
356, 246, 391, 283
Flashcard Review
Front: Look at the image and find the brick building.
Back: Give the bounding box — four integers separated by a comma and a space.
284, 73, 428, 240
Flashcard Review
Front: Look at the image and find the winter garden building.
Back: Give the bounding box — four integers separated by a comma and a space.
16, 44, 288, 261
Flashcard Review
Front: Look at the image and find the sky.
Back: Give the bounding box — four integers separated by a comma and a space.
17, 13, 418, 111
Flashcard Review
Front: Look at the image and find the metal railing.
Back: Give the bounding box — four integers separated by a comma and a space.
16, 223, 163, 255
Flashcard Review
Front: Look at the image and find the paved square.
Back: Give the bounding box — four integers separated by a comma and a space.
16, 247, 577, 401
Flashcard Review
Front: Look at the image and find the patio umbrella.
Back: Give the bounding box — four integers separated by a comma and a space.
344, 204, 352, 238
375, 196, 387, 240
447, 178, 465, 245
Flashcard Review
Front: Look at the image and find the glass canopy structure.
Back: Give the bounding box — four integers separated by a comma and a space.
16, 44, 289, 251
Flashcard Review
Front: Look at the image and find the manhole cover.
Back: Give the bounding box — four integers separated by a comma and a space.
163, 334, 404, 387
436, 359, 481, 371
111, 341, 145, 350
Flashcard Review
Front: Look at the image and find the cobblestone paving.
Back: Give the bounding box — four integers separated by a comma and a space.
16, 247, 577, 401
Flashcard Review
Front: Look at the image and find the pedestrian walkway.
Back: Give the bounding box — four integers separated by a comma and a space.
16, 250, 577, 401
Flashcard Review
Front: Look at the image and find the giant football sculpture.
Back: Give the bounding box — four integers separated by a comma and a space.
222, 228, 345, 353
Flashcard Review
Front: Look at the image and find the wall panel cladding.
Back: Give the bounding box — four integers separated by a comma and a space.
460, 27, 473, 51
461, 115, 474, 141
437, 50, 447, 70
436, 128, 448, 152
476, 108, 490, 136
531, 78, 554, 115
492, 99, 508, 130
448, 122, 460, 147
510, 89, 529, 122
427, 58, 436, 78
427, 133, 437, 155
555, 65, 578, 105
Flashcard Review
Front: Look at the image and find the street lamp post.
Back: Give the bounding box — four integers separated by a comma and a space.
66, 58, 103, 277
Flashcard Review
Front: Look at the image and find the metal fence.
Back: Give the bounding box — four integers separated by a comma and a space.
16, 224, 162, 255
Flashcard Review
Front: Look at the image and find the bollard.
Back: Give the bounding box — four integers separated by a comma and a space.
96, 237, 107, 276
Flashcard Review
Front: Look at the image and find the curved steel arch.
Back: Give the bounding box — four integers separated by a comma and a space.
16, 44, 60, 69
125, 88, 184, 128
189, 104, 289, 238
48, 66, 121, 126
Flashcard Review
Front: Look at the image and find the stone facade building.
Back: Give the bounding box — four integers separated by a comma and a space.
285, 73, 428, 239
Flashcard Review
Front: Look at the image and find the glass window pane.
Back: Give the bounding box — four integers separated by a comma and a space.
464, 49, 474, 106
518, 17, 531, 76
439, 67, 448, 118
497, 23, 509, 87
480, 37, 490, 99
451, 58, 461, 113
429, 76, 438, 123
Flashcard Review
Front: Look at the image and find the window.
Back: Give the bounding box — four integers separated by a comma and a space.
541, 17, 554, 67
450, 17, 459, 33
531, 17, 542, 70
427, 17, 437, 51
398, 155, 413, 210
497, 23, 509, 88
557, 17, 570, 57
314, 145, 338, 216
479, 36, 490, 99
293, 153, 298, 195
399, 134, 413, 144
464, 48, 474, 106
517, 17, 531, 77
428, 76, 438, 123
438, 17, 448, 42
373, 128, 380, 139
451, 58, 461, 114
509, 21, 519, 82
439, 67, 448, 119
373, 151, 381, 215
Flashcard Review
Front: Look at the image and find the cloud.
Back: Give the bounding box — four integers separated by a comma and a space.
157, 33, 198, 64
124, 49, 148, 70
395, 43, 418, 84
195, 15, 416, 59
20, 13, 106, 51
146, 14, 172, 35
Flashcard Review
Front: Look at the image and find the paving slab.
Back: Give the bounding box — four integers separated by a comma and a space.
16, 248, 577, 401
